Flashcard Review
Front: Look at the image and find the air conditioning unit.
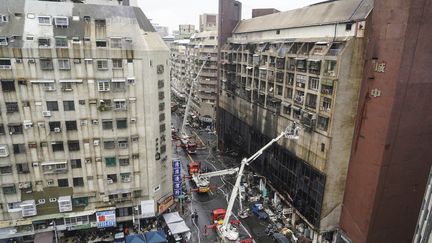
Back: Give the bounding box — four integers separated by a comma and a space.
107, 178, 114, 184
46, 86, 56, 91
93, 140, 99, 146
42, 111, 51, 117
54, 127, 61, 133
49, 198, 57, 203
32, 162, 39, 167
85, 158, 92, 164
92, 119, 98, 125
18, 182, 31, 189
130, 118, 136, 123
21, 200, 37, 217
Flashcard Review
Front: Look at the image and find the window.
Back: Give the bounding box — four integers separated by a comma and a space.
0, 36, 7, 46
62, 82, 72, 91
317, 116, 330, 131
3, 185, 16, 194
111, 38, 122, 48
71, 159, 82, 169
49, 121, 61, 132
65, 121, 77, 131
283, 105, 291, 116
17, 163, 30, 174
58, 59, 70, 70
47, 101, 58, 111
296, 75, 306, 88
96, 40, 107, 47
73, 177, 84, 187
309, 77, 320, 90
116, 118, 127, 129
114, 100, 127, 110
276, 29, 280, 35
158, 80, 164, 89
159, 102, 165, 111
285, 88, 293, 99
112, 59, 123, 68
306, 93, 317, 109
63, 100, 75, 111
0, 59, 12, 69
13, 144, 26, 154
296, 59, 307, 72
0, 166, 12, 174
346, 23, 352, 31
55, 37, 68, 47
294, 90, 304, 105
9, 125, 23, 135
102, 120, 113, 130
40, 59, 53, 70
68, 140, 80, 151
1, 80, 15, 92
38, 38, 50, 47
97, 80, 110, 91
119, 158, 130, 166
103, 139, 115, 149
112, 82, 125, 91
54, 17, 68, 28
96, 60, 108, 70
107, 174, 117, 183
0, 124, 4, 134
6, 102, 18, 113
324, 60, 337, 77
321, 97, 332, 112
121, 173, 131, 183
309, 60, 321, 74
58, 178, 69, 187
117, 138, 128, 149
38, 16, 51, 25
95, 19, 106, 27
105, 157, 116, 167
52, 141, 64, 152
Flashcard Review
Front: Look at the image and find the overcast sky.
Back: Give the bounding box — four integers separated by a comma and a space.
138, 0, 324, 34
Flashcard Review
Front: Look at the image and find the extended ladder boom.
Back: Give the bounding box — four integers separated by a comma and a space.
219, 124, 300, 240
198, 167, 239, 179
181, 58, 209, 137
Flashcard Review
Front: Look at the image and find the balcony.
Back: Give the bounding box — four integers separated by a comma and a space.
41, 161, 68, 174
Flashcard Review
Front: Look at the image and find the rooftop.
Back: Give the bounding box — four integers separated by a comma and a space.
234, 0, 373, 34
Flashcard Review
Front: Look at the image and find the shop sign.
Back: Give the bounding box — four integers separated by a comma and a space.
141, 200, 156, 218
96, 210, 116, 228
158, 195, 174, 214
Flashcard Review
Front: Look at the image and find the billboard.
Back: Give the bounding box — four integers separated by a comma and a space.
141, 200, 156, 218
172, 159, 182, 198
96, 210, 116, 228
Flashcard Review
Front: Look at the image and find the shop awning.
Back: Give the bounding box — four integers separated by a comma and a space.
64, 210, 95, 218
126, 234, 147, 243
163, 212, 183, 224
145, 230, 167, 243
167, 221, 190, 235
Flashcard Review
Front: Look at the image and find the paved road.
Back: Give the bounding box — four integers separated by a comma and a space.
171, 112, 272, 243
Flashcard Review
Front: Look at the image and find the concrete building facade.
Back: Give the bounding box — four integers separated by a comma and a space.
340, 0, 432, 242
413, 167, 432, 243
199, 14, 217, 32
217, 0, 372, 241
0, 0, 171, 241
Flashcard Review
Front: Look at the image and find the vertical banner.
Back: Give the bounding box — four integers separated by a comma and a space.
172, 159, 182, 198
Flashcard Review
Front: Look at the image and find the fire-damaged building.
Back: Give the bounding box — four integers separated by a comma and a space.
217, 0, 373, 241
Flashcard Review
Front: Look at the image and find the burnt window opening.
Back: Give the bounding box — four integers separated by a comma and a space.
96, 40, 107, 48
345, 23, 352, 31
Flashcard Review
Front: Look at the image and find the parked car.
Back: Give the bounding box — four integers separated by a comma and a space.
252, 203, 268, 220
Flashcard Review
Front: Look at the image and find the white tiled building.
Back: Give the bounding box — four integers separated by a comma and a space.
0, 0, 172, 240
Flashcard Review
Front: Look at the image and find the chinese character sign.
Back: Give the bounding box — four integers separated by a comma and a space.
172, 159, 182, 198
96, 210, 116, 228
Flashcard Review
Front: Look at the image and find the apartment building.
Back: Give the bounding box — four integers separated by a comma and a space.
199, 14, 217, 32
177, 24, 195, 39
170, 26, 218, 125
0, 0, 171, 241
218, 0, 372, 241
170, 39, 190, 102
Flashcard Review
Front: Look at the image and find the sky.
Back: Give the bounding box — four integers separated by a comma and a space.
138, 0, 324, 35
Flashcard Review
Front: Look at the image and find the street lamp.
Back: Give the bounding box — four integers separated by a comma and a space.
49, 220, 59, 243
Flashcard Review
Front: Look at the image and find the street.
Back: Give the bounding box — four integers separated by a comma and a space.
171, 112, 273, 243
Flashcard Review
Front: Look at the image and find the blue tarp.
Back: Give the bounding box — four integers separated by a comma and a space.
145, 230, 167, 243
125, 234, 147, 243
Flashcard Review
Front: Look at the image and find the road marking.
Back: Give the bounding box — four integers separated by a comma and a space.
187, 153, 195, 163
193, 131, 206, 147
